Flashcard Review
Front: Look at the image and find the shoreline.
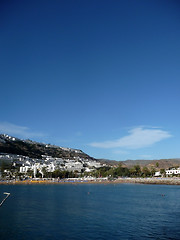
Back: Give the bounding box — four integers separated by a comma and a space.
1, 177, 180, 185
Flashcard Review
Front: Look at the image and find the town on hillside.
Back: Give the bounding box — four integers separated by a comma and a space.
0, 152, 104, 179
1, 134, 180, 182
1, 151, 180, 182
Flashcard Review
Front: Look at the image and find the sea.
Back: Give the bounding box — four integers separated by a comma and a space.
0, 183, 180, 240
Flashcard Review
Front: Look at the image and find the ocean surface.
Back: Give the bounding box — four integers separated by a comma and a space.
0, 183, 180, 240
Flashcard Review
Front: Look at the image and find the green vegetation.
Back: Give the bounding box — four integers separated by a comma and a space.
156, 162, 159, 168
52, 170, 78, 179
160, 168, 166, 177
90, 164, 153, 178
0, 161, 155, 180
0, 160, 21, 179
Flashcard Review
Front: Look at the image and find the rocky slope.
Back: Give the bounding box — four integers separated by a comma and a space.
0, 134, 95, 161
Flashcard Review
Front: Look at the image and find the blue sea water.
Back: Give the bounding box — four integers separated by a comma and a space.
0, 183, 180, 240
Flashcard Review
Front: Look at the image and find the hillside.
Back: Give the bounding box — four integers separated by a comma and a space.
0, 134, 95, 161
98, 158, 180, 170
1, 134, 180, 170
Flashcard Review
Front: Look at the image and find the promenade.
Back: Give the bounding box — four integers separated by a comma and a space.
1, 177, 180, 185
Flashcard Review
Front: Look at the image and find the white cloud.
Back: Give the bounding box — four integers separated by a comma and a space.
113, 150, 129, 155
0, 122, 44, 139
90, 127, 172, 149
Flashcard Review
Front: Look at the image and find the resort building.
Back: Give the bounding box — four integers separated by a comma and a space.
166, 168, 180, 176
155, 168, 180, 177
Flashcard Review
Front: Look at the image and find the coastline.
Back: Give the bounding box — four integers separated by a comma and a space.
1, 177, 180, 185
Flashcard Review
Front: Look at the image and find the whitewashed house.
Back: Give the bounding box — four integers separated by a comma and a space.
20, 165, 31, 173
154, 171, 161, 177
155, 168, 180, 177
166, 168, 180, 176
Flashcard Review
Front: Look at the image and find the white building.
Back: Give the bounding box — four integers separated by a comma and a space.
65, 161, 83, 172
155, 168, 180, 177
154, 171, 161, 177
84, 167, 92, 173
20, 166, 31, 173
166, 168, 180, 176
87, 161, 101, 168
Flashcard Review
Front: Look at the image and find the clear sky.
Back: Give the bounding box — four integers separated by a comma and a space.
1, 0, 180, 160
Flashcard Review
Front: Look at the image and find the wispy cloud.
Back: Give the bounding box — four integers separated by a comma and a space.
113, 150, 129, 155
0, 122, 44, 139
89, 127, 172, 149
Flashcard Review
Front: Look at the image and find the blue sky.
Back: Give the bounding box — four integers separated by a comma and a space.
0, 0, 180, 160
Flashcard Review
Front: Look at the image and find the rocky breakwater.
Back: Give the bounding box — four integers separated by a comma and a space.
115, 177, 180, 185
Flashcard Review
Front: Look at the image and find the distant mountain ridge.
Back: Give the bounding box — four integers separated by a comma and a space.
98, 158, 180, 170
0, 134, 95, 161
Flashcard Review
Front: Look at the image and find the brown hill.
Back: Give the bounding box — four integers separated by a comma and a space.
98, 158, 180, 170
